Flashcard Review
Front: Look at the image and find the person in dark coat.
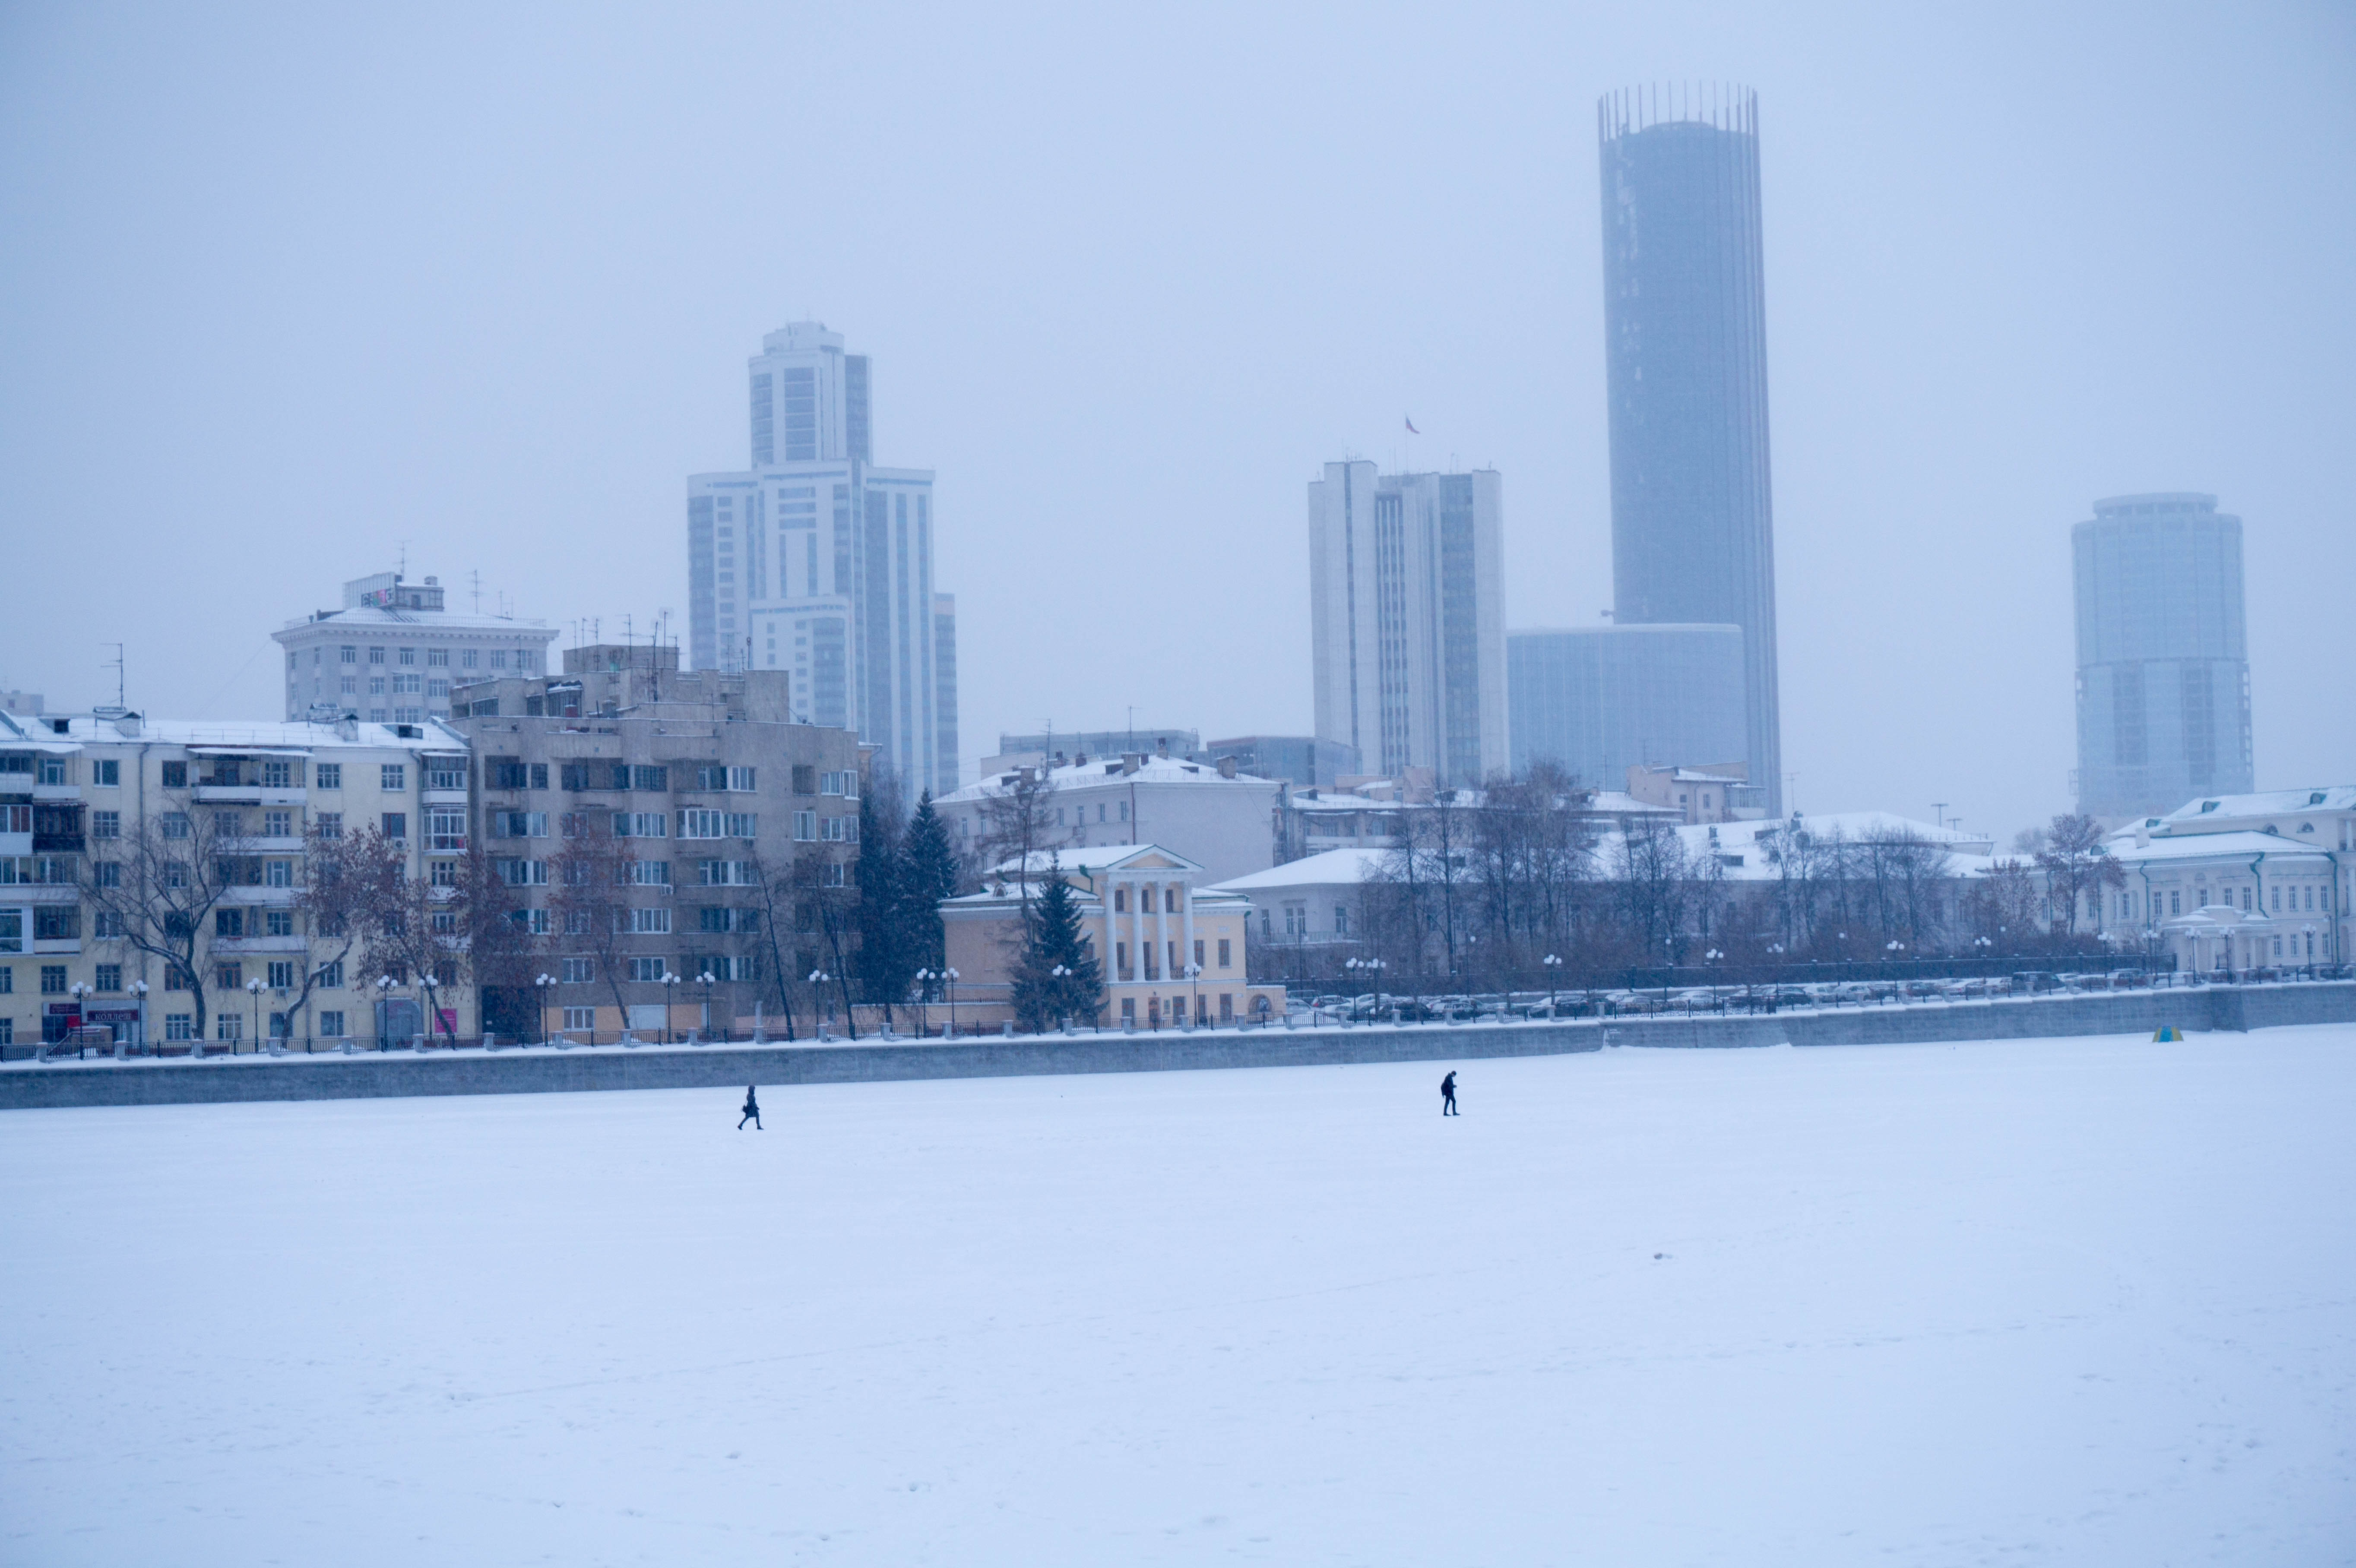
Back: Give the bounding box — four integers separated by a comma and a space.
739, 1085, 762, 1130
1441, 1071, 1458, 1116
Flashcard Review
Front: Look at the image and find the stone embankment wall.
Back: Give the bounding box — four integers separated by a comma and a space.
4, 983, 2351, 1112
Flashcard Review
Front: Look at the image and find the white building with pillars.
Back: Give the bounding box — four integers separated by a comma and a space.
939, 844, 1285, 1028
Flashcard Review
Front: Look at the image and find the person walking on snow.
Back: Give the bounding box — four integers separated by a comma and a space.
1441, 1071, 1459, 1116
738, 1085, 762, 1130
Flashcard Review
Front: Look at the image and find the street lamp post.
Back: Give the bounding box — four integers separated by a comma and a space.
1050, 964, 1071, 1033
535, 972, 558, 1044
418, 972, 441, 1050
374, 974, 397, 1050
808, 971, 831, 1038
1183, 961, 1202, 1027
1704, 949, 1723, 1011
1346, 955, 1387, 1022
245, 975, 266, 1053
66, 980, 93, 1058
125, 978, 149, 1056
659, 972, 681, 1044
1541, 953, 1561, 1014
698, 971, 717, 1041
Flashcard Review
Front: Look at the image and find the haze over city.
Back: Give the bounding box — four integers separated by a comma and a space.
6, 5, 2353, 837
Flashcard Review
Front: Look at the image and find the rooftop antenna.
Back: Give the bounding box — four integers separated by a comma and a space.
397, 540, 408, 579
98, 643, 126, 716
1932, 801, 1949, 831
469, 569, 483, 613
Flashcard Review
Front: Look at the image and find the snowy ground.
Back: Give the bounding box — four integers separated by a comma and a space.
4, 1029, 2353, 1566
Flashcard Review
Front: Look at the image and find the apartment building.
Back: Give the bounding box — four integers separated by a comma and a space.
273, 571, 559, 725
0, 707, 465, 1053
447, 642, 867, 1040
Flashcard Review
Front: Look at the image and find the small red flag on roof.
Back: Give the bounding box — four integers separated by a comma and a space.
1404, 415, 1420, 435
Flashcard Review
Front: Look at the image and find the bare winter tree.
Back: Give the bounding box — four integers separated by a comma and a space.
2036, 812, 2125, 937
744, 847, 801, 1040
553, 817, 636, 1026
970, 765, 1066, 904
361, 855, 474, 1044
284, 822, 404, 1034
1613, 814, 1698, 967
79, 804, 247, 1043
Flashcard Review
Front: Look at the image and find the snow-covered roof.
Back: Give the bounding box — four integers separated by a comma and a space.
1208, 847, 1389, 894
2108, 831, 2334, 867
2156, 786, 2356, 828
1584, 790, 1680, 818
274, 607, 557, 639
0, 712, 470, 752
1682, 811, 1994, 857
984, 844, 1206, 877
940, 753, 1278, 803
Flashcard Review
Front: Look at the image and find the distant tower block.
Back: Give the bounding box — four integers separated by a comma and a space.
2071, 493, 2254, 820
1598, 84, 1783, 815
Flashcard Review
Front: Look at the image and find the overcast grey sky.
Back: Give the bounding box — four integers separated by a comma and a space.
3, 2, 2350, 840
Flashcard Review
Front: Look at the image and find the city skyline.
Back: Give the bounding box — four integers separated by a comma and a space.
3, 6, 2350, 843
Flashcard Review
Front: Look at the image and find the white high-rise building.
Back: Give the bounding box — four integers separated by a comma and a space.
1308, 462, 1507, 787
688, 322, 960, 798
272, 573, 557, 726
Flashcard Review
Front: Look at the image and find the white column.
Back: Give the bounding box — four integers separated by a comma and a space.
1154, 881, 1170, 983
1129, 877, 1145, 984
1181, 880, 1197, 981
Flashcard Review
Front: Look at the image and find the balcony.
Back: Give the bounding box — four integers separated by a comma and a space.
219, 886, 298, 906
422, 788, 469, 807
32, 832, 85, 855
32, 782, 80, 803
222, 835, 307, 854
194, 784, 305, 806
428, 834, 469, 854
207, 934, 308, 955
0, 831, 28, 857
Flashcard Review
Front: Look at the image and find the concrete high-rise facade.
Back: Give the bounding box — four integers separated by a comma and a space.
1598, 85, 1783, 815
1506, 625, 1748, 797
274, 573, 557, 727
2072, 493, 2254, 819
1308, 462, 1506, 787
687, 322, 960, 799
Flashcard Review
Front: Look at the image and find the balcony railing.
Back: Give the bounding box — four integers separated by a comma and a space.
429, 833, 469, 853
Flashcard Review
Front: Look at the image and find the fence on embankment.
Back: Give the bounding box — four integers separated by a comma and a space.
3, 981, 2352, 1112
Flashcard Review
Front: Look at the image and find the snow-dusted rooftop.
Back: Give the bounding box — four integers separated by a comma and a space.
941, 752, 1277, 803
0, 711, 469, 752
274, 606, 557, 638
1209, 847, 1388, 893
2109, 830, 2334, 866
2156, 787, 2356, 827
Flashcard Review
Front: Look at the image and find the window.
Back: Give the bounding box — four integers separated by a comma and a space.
95, 910, 125, 937
2170, 891, 2181, 915
1118, 802, 1129, 822
514, 907, 552, 935
264, 910, 292, 938
92, 810, 120, 839
632, 765, 669, 792
792, 810, 817, 841
161, 761, 188, 788
727, 813, 757, 838
315, 812, 343, 840
317, 1010, 345, 1037
1218, 938, 1232, 968
1334, 905, 1349, 936
38, 757, 67, 786
215, 908, 246, 938
316, 959, 343, 989
491, 761, 546, 791
216, 1014, 241, 1042
214, 811, 243, 839
627, 860, 672, 886
613, 812, 668, 838
426, 648, 449, 668
497, 859, 549, 887
398, 648, 417, 667
340, 646, 357, 665
35, 907, 77, 940
557, 957, 596, 985
493, 810, 548, 838
563, 1005, 596, 1030
461, 649, 478, 669
559, 812, 591, 838
792, 765, 817, 795
426, 764, 465, 791
93, 963, 121, 991
262, 761, 292, 789
680, 809, 725, 839
698, 906, 759, 933
820, 816, 857, 843
267, 960, 296, 989
2273, 887, 2281, 911
381, 812, 407, 841
1194, 938, 1205, 969
728, 766, 756, 792
699, 860, 757, 886
391, 673, 422, 696
94, 760, 120, 787
213, 961, 242, 990
368, 647, 386, 665
629, 956, 667, 981
265, 860, 294, 888
625, 907, 671, 934
381, 764, 406, 791
165, 1014, 193, 1040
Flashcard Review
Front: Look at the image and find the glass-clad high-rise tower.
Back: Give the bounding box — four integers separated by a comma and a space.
1598, 85, 1782, 815
2072, 493, 2253, 819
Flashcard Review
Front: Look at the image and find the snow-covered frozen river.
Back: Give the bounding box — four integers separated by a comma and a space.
4, 1027, 2352, 1565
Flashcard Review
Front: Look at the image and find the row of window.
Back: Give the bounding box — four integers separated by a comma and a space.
308, 645, 537, 673
1110, 937, 1232, 975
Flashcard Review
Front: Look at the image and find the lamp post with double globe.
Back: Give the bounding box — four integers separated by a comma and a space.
659, 972, 681, 1044
535, 972, 558, 1043
418, 972, 442, 1048
1541, 953, 1562, 1014
245, 975, 267, 1053
126, 978, 149, 1054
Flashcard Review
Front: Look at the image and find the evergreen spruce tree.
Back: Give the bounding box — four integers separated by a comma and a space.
854, 786, 916, 1024
899, 790, 960, 976
1010, 856, 1103, 1032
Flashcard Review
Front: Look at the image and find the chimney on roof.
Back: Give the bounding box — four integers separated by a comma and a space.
1217, 756, 1237, 779
1156, 738, 1169, 758
1121, 752, 1142, 775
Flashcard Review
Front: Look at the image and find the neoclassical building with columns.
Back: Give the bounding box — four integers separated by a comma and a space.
940, 845, 1285, 1028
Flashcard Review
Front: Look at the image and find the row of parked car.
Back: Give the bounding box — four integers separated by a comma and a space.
1286, 973, 2194, 1023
